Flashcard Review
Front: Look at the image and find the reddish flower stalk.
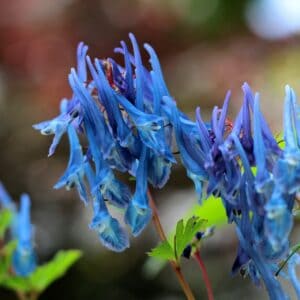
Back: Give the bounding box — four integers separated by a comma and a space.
148, 190, 196, 300
194, 250, 214, 300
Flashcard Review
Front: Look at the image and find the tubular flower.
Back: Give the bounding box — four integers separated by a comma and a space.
33, 42, 89, 157
54, 122, 88, 205
0, 181, 16, 211
1, 191, 37, 277
85, 163, 129, 252
0, 183, 37, 276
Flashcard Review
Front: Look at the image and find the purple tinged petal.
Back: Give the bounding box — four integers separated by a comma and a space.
217, 91, 231, 139
195, 107, 211, 153
232, 134, 253, 182
253, 94, 266, 173
253, 94, 273, 194
169, 97, 206, 177
77, 42, 88, 81
236, 228, 287, 300
243, 82, 280, 155
120, 41, 135, 101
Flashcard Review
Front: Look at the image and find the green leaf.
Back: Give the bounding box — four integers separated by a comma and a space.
0, 249, 82, 294
3, 240, 17, 254
0, 209, 13, 239
174, 217, 206, 262
148, 216, 206, 264
144, 196, 227, 276
276, 133, 284, 149
29, 250, 82, 293
0, 276, 30, 292
148, 241, 174, 260
0, 240, 17, 283
188, 197, 227, 228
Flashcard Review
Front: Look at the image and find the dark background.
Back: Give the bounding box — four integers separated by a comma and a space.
1, 0, 300, 299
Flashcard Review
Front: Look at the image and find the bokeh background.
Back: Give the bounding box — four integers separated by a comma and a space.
1, 0, 300, 299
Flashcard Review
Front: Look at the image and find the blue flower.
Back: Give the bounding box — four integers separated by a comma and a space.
85, 163, 129, 252
165, 96, 208, 202
33, 42, 89, 156
274, 85, 300, 194
12, 194, 37, 276
97, 167, 131, 209
86, 56, 134, 148
53, 124, 88, 205
264, 189, 292, 254
125, 146, 152, 236
236, 228, 287, 300
0, 181, 16, 211
252, 94, 274, 194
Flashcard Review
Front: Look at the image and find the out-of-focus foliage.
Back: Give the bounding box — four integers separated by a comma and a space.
0, 250, 82, 294
0, 209, 12, 239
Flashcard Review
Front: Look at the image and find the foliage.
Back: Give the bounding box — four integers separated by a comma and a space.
0, 250, 82, 294
0, 209, 13, 239
144, 196, 227, 277
149, 216, 206, 263
0, 184, 82, 300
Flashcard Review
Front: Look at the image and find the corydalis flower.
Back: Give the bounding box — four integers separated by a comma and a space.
54, 122, 88, 205
125, 146, 152, 236
0, 183, 37, 276
12, 194, 37, 276
0, 181, 16, 211
34, 33, 177, 252
33, 42, 89, 156
85, 163, 129, 252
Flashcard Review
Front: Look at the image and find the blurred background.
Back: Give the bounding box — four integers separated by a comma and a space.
1, 0, 300, 299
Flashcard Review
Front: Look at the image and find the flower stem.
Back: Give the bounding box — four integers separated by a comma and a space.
16, 291, 26, 300
147, 190, 196, 300
194, 250, 214, 300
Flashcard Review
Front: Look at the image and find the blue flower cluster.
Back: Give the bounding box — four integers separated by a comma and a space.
191, 84, 299, 299
34, 34, 178, 252
34, 34, 300, 298
0, 183, 37, 276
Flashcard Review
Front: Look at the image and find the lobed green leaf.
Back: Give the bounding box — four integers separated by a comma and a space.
29, 250, 82, 292
148, 241, 174, 260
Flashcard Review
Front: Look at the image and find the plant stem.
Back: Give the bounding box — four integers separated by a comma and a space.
29, 291, 39, 300
16, 291, 27, 300
147, 190, 196, 300
194, 250, 214, 300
